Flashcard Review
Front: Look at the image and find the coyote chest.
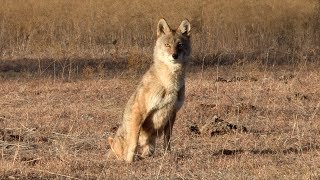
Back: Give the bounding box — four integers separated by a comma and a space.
147, 83, 184, 130
147, 87, 183, 130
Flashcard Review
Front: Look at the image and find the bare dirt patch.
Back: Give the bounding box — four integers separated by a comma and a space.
189, 115, 247, 136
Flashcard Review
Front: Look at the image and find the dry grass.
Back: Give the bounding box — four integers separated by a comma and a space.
1, 62, 320, 179
0, 0, 319, 64
1, 0, 320, 179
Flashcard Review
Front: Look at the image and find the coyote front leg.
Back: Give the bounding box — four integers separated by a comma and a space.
125, 105, 143, 162
163, 112, 176, 152
139, 131, 156, 157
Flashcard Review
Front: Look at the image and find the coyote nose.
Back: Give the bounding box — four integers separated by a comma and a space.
172, 53, 178, 59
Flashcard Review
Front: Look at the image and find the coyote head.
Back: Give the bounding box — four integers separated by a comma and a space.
154, 18, 191, 65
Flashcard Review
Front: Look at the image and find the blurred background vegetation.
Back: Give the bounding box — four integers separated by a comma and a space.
0, 0, 319, 65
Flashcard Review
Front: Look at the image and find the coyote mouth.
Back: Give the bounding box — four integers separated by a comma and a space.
169, 59, 181, 64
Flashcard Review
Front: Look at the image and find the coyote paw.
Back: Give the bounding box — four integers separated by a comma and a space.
140, 145, 155, 157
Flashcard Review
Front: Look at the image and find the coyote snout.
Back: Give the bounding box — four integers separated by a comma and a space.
107, 18, 191, 162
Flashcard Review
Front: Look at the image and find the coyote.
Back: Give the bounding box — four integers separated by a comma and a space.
108, 18, 191, 162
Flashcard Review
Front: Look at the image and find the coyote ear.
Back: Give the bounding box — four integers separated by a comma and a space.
178, 19, 191, 37
157, 18, 171, 36
108, 137, 114, 146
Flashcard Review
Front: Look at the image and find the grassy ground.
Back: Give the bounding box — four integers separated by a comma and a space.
1, 0, 320, 179
1, 62, 320, 179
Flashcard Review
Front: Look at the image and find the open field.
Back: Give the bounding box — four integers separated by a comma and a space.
0, 0, 319, 64
1, 63, 320, 179
1, 0, 320, 179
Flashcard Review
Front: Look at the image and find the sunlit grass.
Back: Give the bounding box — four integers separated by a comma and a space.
0, 0, 318, 63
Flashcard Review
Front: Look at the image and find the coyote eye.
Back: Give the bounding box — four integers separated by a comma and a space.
177, 43, 183, 48
165, 43, 170, 47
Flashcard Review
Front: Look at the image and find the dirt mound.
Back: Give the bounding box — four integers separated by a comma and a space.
190, 116, 247, 136
216, 76, 258, 83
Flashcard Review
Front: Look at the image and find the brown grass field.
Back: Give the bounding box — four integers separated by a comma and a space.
1, 63, 320, 179
1, 0, 320, 179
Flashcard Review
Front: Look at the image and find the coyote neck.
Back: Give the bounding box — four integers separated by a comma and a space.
153, 60, 185, 91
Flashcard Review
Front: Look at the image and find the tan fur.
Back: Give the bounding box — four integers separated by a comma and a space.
108, 18, 191, 162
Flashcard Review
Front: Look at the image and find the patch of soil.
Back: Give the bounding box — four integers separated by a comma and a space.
286, 92, 310, 101
0, 128, 24, 142
189, 116, 248, 136
216, 76, 258, 83
0, 128, 50, 156
224, 103, 258, 115
277, 74, 295, 82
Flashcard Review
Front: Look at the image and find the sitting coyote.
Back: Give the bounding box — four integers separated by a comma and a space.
108, 18, 191, 162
